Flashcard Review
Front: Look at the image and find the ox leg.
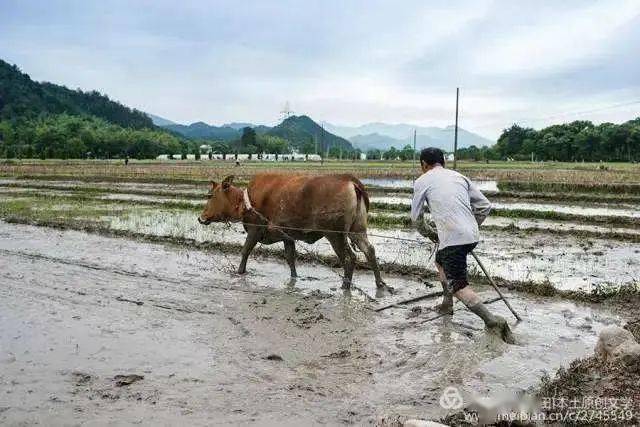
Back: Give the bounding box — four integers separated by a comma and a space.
350, 234, 387, 289
238, 232, 259, 274
283, 240, 297, 278
326, 234, 355, 289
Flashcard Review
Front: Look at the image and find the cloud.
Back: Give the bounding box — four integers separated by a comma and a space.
1, 0, 639, 139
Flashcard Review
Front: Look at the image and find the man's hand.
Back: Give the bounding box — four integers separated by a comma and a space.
416, 213, 439, 243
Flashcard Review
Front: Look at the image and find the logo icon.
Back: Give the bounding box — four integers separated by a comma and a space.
439, 386, 464, 410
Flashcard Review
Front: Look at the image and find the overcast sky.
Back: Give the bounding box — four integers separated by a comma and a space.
1, 0, 639, 139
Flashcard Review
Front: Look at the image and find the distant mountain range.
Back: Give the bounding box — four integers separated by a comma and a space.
156, 115, 353, 152
267, 115, 352, 152
163, 121, 241, 141
322, 122, 494, 152
152, 111, 493, 153
147, 113, 176, 127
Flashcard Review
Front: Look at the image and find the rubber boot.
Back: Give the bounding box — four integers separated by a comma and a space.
434, 280, 454, 315
468, 302, 515, 344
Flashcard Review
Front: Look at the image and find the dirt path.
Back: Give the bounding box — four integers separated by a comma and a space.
0, 222, 624, 425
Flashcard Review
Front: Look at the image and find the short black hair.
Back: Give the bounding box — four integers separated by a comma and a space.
420, 147, 445, 167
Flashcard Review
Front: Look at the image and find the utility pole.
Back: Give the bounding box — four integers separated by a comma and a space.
321, 124, 324, 156
280, 101, 293, 122
453, 87, 459, 170
412, 129, 417, 174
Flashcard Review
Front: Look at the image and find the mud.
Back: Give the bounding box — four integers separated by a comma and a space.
370, 196, 640, 220
0, 178, 207, 197
0, 221, 626, 425
361, 178, 499, 192
2, 186, 639, 295
533, 319, 640, 425
105, 209, 640, 293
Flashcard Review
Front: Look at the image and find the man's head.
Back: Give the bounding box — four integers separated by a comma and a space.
420, 147, 445, 173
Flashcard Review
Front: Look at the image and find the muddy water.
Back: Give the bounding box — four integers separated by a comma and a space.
0, 221, 621, 425
486, 216, 640, 235
99, 193, 203, 205
108, 209, 640, 292
371, 196, 640, 219
0, 178, 205, 193
370, 211, 640, 236
362, 178, 499, 192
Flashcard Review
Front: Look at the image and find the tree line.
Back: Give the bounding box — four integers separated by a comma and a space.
458, 119, 640, 162
0, 114, 184, 159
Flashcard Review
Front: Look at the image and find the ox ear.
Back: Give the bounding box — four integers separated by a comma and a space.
221, 175, 234, 191
209, 181, 218, 190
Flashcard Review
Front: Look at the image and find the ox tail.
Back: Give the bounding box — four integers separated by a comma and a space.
352, 178, 370, 212
350, 178, 369, 253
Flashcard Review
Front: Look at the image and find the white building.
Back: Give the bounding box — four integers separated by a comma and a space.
156, 153, 323, 162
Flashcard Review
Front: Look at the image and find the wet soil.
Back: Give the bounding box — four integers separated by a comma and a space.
533, 318, 640, 425
0, 221, 627, 425
370, 195, 640, 220
107, 210, 640, 292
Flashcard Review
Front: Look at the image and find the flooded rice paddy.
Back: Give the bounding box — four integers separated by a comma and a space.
362, 178, 500, 192
1, 177, 638, 294
371, 196, 640, 220
0, 222, 624, 425
107, 209, 639, 293
1, 174, 639, 424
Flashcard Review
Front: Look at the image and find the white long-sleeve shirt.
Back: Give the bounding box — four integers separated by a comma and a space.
411, 165, 492, 250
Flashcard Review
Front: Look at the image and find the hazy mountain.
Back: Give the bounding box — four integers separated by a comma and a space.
325, 121, 494, 151
267, 115, 353, 151
349, 133, 405, 151
225, 122, 272, 134
223, 122, 255, 130
0, 59, 153, 129
147, 113, 176, 126
164, 121, 240, 140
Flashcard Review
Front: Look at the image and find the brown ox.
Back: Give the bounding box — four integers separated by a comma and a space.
198, 173, 386, 289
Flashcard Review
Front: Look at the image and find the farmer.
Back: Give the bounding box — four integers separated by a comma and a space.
411, 147, 514, 343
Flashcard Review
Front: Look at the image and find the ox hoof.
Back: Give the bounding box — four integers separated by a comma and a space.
237, 268, 247, 275
341, 279, 352, 290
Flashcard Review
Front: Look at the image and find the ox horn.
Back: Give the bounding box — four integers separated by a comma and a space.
222, 175, 235, 190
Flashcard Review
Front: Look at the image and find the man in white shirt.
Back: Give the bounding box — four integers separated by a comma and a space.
412, 147, 514, 343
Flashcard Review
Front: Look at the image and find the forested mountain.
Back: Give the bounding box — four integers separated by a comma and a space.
0, 59, 188, 159
267, 115, 353, 153
0, 59, 153, 129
